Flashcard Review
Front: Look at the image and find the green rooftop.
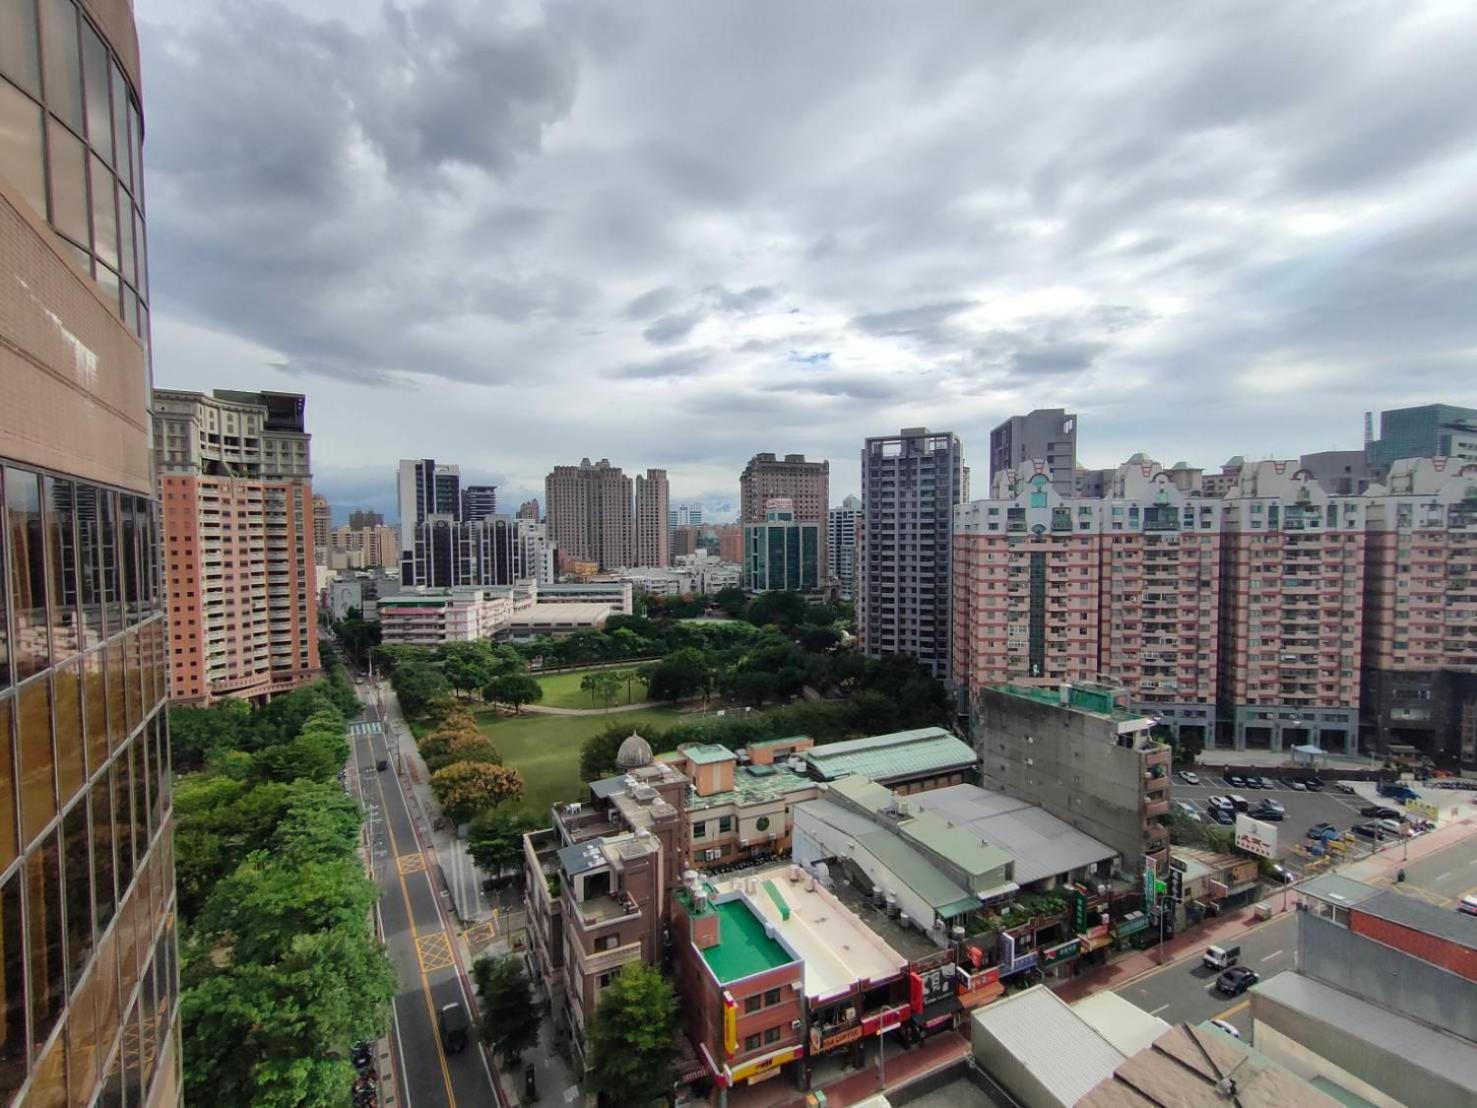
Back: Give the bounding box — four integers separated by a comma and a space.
680, 743, 737, 765
901, 812, 1013, 879
801, 727, 976, 783
687, 766, 818, 811
700, 898, 796, 984
992, 683, 1152, 724
748, 735, 809, 750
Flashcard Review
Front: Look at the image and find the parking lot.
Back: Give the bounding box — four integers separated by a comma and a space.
1171, 773, 1402, 864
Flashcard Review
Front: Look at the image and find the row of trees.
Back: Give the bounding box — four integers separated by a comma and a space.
174, 652, 396, 1106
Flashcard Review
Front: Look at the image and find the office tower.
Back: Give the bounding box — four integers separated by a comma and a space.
859, 428, 964, 677
740, 453, 828, 558
953, 457, 1225, 747
1361, 458, 1477, 764
1218, 461, 1365, 754
667, 503, 703, 535
328, 524, 399, 570
461, 484, 498, 522
544, 459, 634, 571
154, 390, 320, 705
634, 468, 670, 567
516, 498, 540, 521
827, 494, 861, 600
988, 409, 1077, 496
1368, 403, 1477, 469
347, 508, 386, 529
1, 0, 181, 1099
715, 523, 743, 564
311, 493, 331, 564
397, 458, 461, 585
743, 499, 821, 592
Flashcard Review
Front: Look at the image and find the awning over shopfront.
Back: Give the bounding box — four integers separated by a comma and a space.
912, 995, 962, 1029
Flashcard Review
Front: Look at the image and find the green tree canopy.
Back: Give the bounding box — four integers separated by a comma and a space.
483, 672, 543, 713
430, 761, 525, 823
466, 809, 542, 873
587, 964, 678, 1108
472, 954, 541, 1062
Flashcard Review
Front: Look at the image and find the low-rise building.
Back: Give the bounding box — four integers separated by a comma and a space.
378, 588, 515, 644
973, 683, 1172, 875
661, 743, 821, 868
799, 727, 978, 793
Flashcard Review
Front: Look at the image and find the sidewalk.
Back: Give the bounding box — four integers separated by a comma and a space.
727, 1030, 972, 1108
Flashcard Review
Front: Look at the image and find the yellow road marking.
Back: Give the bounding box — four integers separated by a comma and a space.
464, 920, 497, 949
364, 740, 460, 1107
1214, 998, 1250, 1021
397, 852, 428, 874
416, 931, 456, 974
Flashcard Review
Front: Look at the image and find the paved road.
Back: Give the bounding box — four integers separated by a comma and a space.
351, 693, 503, 1108
1380, 833, 1477, 908
1112, 913, 1295, 1038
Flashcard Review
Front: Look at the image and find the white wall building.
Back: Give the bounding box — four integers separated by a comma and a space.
379, 588, 514, 644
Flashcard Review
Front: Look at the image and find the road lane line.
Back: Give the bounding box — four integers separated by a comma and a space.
1436, 871, 1452, 881
1260, 949, 1284, 962
1148, 1004, 1170, 1016
361, 729, 460, 1108
1214, 999, 1251, 1021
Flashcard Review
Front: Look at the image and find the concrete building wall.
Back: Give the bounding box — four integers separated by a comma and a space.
1249, 1023, 1404, 1108
988, 409, 1077, 498
635, 468, 670, 567
545, 458, 634, 570
740, 453, 829, 563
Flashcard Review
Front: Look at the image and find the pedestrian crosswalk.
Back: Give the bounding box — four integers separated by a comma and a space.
349, 721, 382, 735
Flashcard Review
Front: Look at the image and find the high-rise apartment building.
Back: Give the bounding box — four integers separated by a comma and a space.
327, 524, 400, 571
954, 457, 1225, 745
1200, 456, 1247, 498
1360, 458, 1477, 764
516, 498, 540, 521
347, 508, 385, 529
515, 518, 557, 583
739, 453, 828, 573
544, 459, 634, 571
635, 468, 670, 567
460, 484, 497, 522
1368, 403, 1477, 469
154, 390, 320, 705
715, 523, 743, 565
859, 429, 964, 677
989, 409, 1077, 496
311, 493, 331, 564
1, 0, 181, 1099
827, 494, 861, 600
743, 499, 821, 592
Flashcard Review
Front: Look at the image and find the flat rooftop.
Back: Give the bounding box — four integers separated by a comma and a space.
700, 897, 796, 985
801, 726, 977, 783
709, 864, 908, 1000
989, 683, 1154, 726
687, 764, 818, 812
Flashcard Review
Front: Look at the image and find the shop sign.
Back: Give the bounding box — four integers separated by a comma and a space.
727, 1045, 803, 1085
956, 965, 1001, 993
1208, 880, 1229, 900
1067, 888, 1088, 932
1230, 860, 1259, 884
860, 1004, 908, 1035
957, 982, 1005, 1009
1038, 938, 1081, 968
1082, 922, 1110, 940
808, 1024, 863, 1054
910, 965, 955, 1012
1000, 950, 1039, 976
1234, 815, 1277, 859
1113, 912, 1150, 937
723, 990, 738, 1056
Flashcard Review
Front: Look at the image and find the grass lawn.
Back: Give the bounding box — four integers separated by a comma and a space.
477, 705, 681, 817
535, 667, 649, 710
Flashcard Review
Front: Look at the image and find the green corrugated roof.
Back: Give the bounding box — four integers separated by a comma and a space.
749, 735, 809, 749
855, 828, 975, 909
681, 743, 736, 765
900, 812, 1012, 878
803, 729, 976, 783
700, 898, 795, 984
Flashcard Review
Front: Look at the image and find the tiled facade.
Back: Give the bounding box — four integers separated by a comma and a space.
153, 390, 319, 706
739, 454, 829, 570
1, 0, 180, 1101
545, 458, 634, 571
634, 468, 669, 568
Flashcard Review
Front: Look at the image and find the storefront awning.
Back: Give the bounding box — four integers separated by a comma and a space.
911, 995, 962, 1028
1077, 932, 1114, 952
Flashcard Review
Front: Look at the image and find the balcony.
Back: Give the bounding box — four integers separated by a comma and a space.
1143, 798, 1170, 819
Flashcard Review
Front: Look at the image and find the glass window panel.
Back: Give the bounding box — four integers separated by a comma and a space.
132, 206, 146, 300
104, 638, 123, 752
147, 717, 162, 833
121, 285, 137, 336
88, 774, 113, 931
45, 117, 88, 246
44, 477, 79, 663
98, 1047, 121, 1108
121, 628, 137, 734
52, 661, 83, 808
111, 757, 133, 895
5, 467, 49, 682
120, 497, 139, 626
0, 79, 46, 217
61, 797, 91, 990
0, 0, 41, 97
127, 99, 140, 210
94, 262, 119, 313
41, 0, 82, 131
30, 1032, 67, 1108
98, 491, 121, 634
60, 239, 88, 275
66, 964, 98, 1108
27, 828, 65, 1049
89, 154, 117, 268
113, 886, 134, 1004
75, 485, 103, 649
128, 736, 144, 867
116, 180, 133, 285
81, 649, 104, 777
18, 675, 56, 846
109, 63, 129, 191
138, 965, 156, 1091
119, 1000, 140, 1106
78, 16, 109, 163
0, 873, 24, 1103
0, 472, 7, 691
93, 936, 119, 1104
0, 699, 15, 870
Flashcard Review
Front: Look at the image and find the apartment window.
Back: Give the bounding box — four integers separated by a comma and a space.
764, 1026, 782, 1045
718, 816, 733, 834
597, 971, 618, 989
744, 1033, 761, 1052
764, 987, 782, 1006
692, 821, 706, 839
745, 995, 761, 1014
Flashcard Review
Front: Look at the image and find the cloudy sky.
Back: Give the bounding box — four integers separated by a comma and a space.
137, 0, 1477, 523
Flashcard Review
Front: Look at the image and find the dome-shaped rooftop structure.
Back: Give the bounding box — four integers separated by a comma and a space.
616, 731, 653, 770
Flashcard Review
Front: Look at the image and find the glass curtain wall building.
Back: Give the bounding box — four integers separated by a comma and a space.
1, 0, 179, 1105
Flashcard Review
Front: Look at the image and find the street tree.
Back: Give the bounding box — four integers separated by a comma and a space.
483, 672, 543, 713
587, 964, 678, 1108
472, 954, 541, 1062
466, 810, 541, 873
430, 762, 525, 823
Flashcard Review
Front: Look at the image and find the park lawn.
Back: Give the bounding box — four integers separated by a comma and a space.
477, 706, 681, 817
535, 667, 649, 710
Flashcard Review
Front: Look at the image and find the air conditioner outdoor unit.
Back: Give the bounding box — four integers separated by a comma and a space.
791, 1019, 802, 1030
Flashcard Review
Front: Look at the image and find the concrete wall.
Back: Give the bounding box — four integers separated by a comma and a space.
1298, 913, 1477, 1039
974, 690, 1146, 872
1250, 1023, 1403, 1108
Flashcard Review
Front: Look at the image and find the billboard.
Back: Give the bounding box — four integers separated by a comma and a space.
1234, 814, 1278, 859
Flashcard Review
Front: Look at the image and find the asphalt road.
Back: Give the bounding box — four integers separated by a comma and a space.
1171, 774, 1392, 861
1112, 913, 1295, 1038
351, 692, 503, 1108
1381, 833, 1477, 909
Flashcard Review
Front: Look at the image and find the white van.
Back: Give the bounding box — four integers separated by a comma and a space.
1203, 944, 1241, 971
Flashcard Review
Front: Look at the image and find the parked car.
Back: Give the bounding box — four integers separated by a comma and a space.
1306, 823, 1339, 841
1228, 775, 1246, 788
1250, 804, 1284, 822
1216, 966, 1259, 996
1377, 819, 1406, 837
1179, 770, 1202, 786
1210, 807, 1235, 825
1361, 805, 1401, 819
438, 1002, 470, 1053
1229, 794, 1251, 812
1260, 798, 1285, 813
1460, 895, 1477, 917
1255, 776, 1276, 790
1302, 777, 1324, 791
1351, 823, 1383, 841
1175, 801, 1202, 821
1288, 780, 1306, 791
1333, 782, 1357, 794
1210, 1019, 1242, 1039
1207, 795, 1233, 810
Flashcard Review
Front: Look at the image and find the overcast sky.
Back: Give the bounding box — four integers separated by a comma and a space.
137, 0, 1477, 523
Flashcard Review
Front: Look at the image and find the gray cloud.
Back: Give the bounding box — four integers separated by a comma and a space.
138, 0, 1477, 515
